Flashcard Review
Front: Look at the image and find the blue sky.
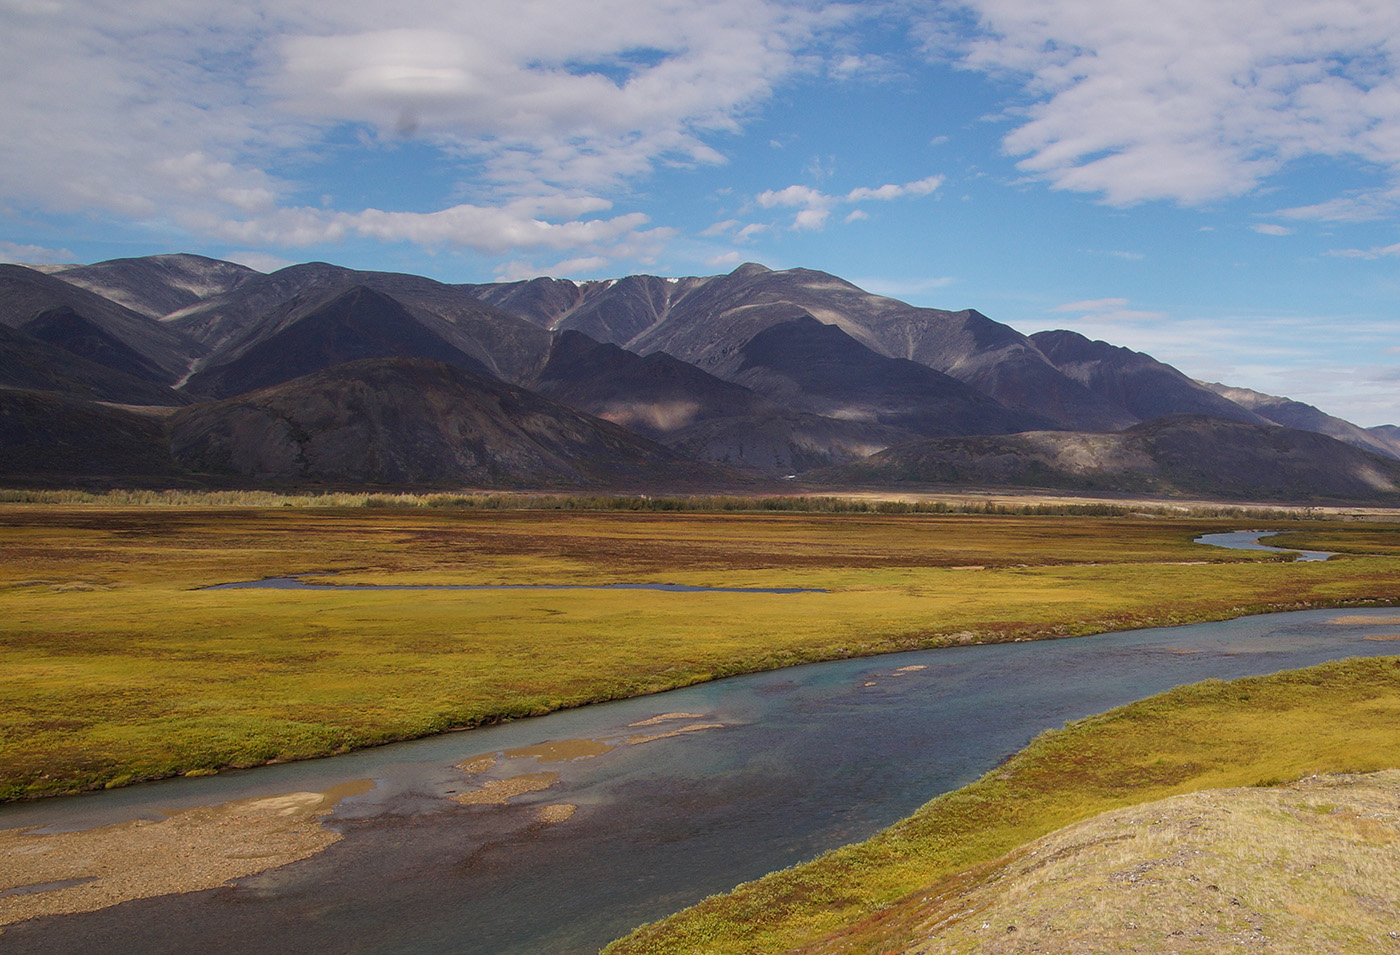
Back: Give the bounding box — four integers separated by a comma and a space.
3, 0, 1399, 424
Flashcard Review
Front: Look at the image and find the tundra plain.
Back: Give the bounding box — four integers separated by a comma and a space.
3, 499, 1400, 802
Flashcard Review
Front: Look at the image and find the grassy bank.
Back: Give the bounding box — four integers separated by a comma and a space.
602, 656, 1400, 955
2, 506, 1399, 800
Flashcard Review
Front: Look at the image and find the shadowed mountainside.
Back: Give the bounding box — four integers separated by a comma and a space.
666, 412, 912, 475
165, 262, 551, 384
0, 265, 205, 383
0, 389, 179, 478
809, 414, 1400, 501
21, 306, 176, 386
1369, 424, 1400, 457
1203, 381, 1400, 460
526, 329, 771, 440
1031, 329, 1270, 425
181, 285, 494, 400
0, 323, 188, 407
171, 357, 730, 488
5, 251, 1398, 498
731, 313, 1051, 437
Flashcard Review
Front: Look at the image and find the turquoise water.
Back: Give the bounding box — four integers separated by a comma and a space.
4, 605, 1399, 954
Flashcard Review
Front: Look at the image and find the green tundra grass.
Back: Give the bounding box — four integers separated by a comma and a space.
2, 503, 1399, 800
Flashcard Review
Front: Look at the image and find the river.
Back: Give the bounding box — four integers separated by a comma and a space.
4, 600, 1399, 955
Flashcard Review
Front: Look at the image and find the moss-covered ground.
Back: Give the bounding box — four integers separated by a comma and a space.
2, 504, 1399, 801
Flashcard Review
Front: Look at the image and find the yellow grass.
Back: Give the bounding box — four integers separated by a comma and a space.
2, 505, 1400, 801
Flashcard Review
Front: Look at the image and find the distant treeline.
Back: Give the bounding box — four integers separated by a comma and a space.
0, 487, 1346, 520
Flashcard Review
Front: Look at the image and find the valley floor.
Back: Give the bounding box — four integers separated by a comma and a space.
3, 500, 1400, 948
2, 501, 1400, 801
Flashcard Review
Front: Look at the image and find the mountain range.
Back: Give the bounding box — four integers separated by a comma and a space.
1, 252, 1397, 501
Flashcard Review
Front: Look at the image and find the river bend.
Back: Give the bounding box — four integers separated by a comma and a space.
3, 606, 1399, 954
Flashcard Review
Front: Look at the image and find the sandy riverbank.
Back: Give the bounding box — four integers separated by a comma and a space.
0, 780, 371, 928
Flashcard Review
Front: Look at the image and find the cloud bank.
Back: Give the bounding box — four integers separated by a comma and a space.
0, 0, 842, 265
931, 0, 1400, 208
4, 0, 1400, 269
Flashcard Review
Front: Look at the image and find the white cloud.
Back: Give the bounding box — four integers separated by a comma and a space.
1052, 298, 1129, 313
1326, 241, 1400, 259
701, 219, 744, 237
845, 175, 944, 201
1252, 223, 1295, 236
757, 185, 832, 209
0, 241, 76, 265
1274, 188, 1400, 223
271, 0, 833, 190
1049, 297, 1166, 324
547, 255, 613, 277
930, 0, 1400, 206
754, 174, 945, 230
180, 196, 674, 264
0, 0, 850, 266
828, 53, 900, 80
853, 275, 956, 300
494, 251, 626, 281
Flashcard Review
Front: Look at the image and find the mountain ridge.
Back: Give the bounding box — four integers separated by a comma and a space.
3, 251, 1395, 500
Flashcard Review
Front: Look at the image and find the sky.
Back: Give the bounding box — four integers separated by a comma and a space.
2, 0, 1399, 425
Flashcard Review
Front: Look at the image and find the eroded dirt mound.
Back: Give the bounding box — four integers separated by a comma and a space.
892, 771, 1400, 955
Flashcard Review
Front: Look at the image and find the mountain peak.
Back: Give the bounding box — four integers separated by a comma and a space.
729, 262, 772, 278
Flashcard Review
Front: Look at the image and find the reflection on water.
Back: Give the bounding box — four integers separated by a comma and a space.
3, 608, 1400, 954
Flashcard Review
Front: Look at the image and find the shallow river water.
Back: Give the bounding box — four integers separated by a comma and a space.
5, 600, 1400, 955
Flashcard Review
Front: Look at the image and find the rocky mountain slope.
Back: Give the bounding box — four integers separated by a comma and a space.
182, 285, 494, 399
170, 358, 724, 488
466, 264, 1137, 431
728, 313, 1048, 437
810, 415, 1400, 501
1203, 381, 1400, 459
46, 253, 260, 320
4, 251, 1396, 498
525, 329, 770, 441
1031, 329, 1271, 425
164, 262, 551, 384
0, 323, 187, 407
1370, 424, 1400, 457
0, 265, 205, 383
0, 388, 179, 479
